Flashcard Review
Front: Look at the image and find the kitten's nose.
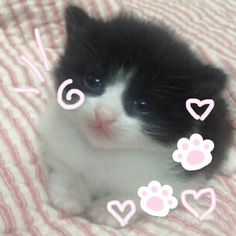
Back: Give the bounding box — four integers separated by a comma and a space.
94, 107, 118, 126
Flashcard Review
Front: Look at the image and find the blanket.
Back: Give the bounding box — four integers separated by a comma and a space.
0, 0, 236, 235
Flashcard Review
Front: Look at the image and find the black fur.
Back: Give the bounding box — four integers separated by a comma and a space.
55, 6, 233, 177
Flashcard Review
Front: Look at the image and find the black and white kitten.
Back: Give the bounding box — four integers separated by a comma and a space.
39, 6, 232, 227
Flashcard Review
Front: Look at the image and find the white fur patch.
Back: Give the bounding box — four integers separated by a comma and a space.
38, 69, 205, 225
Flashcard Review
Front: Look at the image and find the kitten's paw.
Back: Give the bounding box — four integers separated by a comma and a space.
86, 204, 121, 228
46, 171, 91, 215
48, 183, 83, 215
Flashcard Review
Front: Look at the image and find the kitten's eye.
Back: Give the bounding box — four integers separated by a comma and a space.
133, 98, 152, 115
84, 75, 104, 93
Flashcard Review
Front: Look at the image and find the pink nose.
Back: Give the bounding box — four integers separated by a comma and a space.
95, 107, 118, 126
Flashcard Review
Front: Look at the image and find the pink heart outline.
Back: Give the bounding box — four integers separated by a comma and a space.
186, 99, 215, 121
107, 200, 136, 227
181, 188, 216, 221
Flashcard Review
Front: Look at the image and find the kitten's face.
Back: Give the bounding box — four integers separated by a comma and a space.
73, 74, 154, 149
55, 6, 226, 150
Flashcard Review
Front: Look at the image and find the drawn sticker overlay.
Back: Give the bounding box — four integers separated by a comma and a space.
107, 200, 136, 227
14, 87, 40, 94
34, 28, 51, 71
14, 28, 85, 111
57, 79, 85, 110
172, 133, 214, 171
181, 188, 216, 221
21, 55, 46, 83
14, 28, 49, 94
186, 98, 215, 121
138, 180, 178, 217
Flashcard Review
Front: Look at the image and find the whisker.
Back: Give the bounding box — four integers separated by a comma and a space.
153, 39, 176, 75
147, 90, 182, 98
156, 85, 187, 90
158, 74, 198, 79
79, 39, 102, 64
143, 130, 171, 137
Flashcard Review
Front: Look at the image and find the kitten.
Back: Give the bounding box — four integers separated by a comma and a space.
38, 6, 233, 227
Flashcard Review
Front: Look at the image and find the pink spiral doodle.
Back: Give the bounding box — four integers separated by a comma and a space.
57, 79, 85, 110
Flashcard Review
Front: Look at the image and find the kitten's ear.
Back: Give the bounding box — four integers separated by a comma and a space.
65, 5, 93, 37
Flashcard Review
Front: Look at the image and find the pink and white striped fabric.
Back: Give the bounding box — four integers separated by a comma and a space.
0, 0, 236, 235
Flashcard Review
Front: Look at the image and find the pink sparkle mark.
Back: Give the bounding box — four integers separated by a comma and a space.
21, 55, 45, 83
34, 28, 51, 71
14, 87, 40, 94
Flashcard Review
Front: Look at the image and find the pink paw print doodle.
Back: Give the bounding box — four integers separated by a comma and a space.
172, 133, 214, 171
138, 181, 178, 217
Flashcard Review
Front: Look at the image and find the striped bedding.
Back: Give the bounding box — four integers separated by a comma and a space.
0, 0, 236, 235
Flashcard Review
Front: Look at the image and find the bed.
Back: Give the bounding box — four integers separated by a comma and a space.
0, 0, 236, 235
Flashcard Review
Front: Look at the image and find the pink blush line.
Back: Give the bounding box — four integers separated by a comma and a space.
14, 87, 40, 94
34, 28, 51, 71
21, 55, 45, 83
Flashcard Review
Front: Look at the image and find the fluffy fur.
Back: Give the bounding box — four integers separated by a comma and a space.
38, 6, 233, 227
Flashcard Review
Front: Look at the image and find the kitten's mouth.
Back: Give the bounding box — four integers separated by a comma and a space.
88, 122, 114, 139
